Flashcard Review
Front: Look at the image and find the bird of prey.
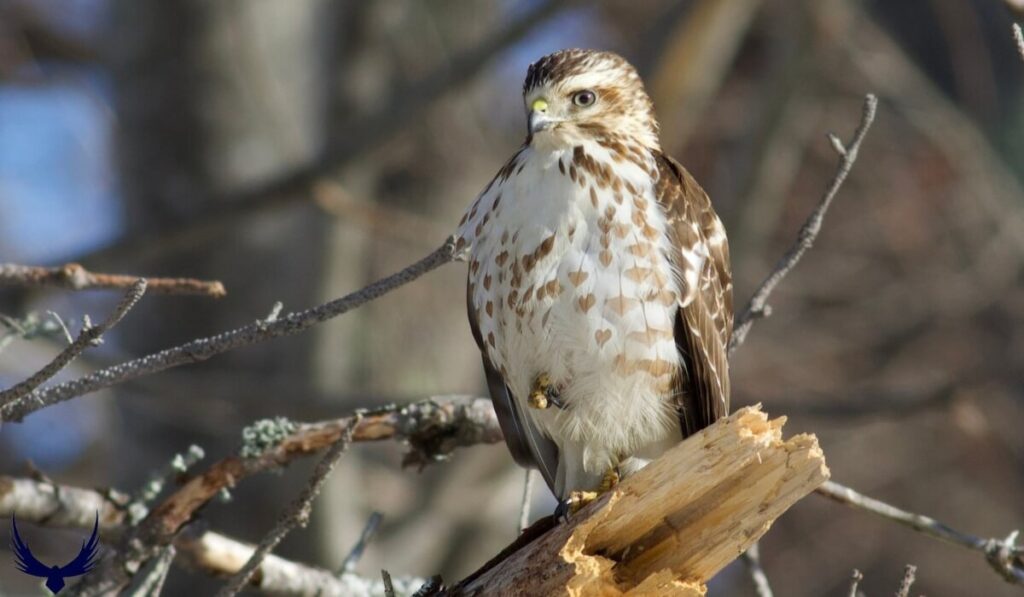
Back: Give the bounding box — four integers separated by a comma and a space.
458, 49, 732, 504
11, 513, 101, 594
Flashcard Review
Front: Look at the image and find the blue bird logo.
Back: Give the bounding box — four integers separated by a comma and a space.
10, 513, 100, 594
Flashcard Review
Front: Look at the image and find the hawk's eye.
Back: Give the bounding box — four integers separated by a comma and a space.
572, 90, 597, 107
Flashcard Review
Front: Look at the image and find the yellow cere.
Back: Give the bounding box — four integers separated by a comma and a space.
531, 98, 548, 112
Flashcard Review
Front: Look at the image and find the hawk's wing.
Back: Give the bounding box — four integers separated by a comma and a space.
466, 282, 560, 490
654, 153, 733, 436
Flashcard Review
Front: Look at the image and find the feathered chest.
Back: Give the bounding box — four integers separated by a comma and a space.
459, 141, 683, 402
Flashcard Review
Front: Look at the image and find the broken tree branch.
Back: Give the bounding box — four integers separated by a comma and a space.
0, 280, 147, 407
729, 93, 878, 355
0, 263, 224, 297
444, 406, 829, 596
1, 237, 460, 423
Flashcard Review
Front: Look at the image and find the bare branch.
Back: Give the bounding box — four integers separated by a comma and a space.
518, 470, 536, 533
895, 564, 917, 597
0, 280, 147, 407
816, 481, 1024, 584
1, 237, 460, 423
342, 512, 384, 574
729, 94, 878, 355
382, 569, 396, 597
741, 543, 774, 597
0, 263, 224, 297
65, 396, 495, 593
122, 545, 176, 597
1014, 23, 1024, 62
214, 415, 360, 596
0, 476, 423, 596
847, 569, 863, 597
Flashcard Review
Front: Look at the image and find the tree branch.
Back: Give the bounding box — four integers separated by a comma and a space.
816, 481, 1023, 584
214, 415, 360, 596
0, 263, 224, 297
1, 237, 460, 423
0, 476, 422, 596
0, 279, 147, 407
1014, 23, 1024, 62
444, 406, 828, 595
61, 396, 494, 593
729, 94, 878, 355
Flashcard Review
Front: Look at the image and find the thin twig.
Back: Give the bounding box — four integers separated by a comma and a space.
1013, 23, 1024, 62
0, 262, 224, 297
382, 569, 396, 597
518, 469, 536, 533
342, 512, 384, 574
214, 415, 361, 596
728, 93, 877, 596
848, 569, 864, 597
1, 237, 459, 423
895, 564, 917, 597
0, 280, 147, 407
817, 481, 1023, 583
741, 542, 774, 597
121, 545, 176, 597
729, 94, 878, 355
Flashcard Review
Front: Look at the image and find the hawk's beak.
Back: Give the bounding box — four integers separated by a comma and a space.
529, 98, 557, 134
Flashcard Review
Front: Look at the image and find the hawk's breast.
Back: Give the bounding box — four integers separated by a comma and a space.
459, 140, 685, 472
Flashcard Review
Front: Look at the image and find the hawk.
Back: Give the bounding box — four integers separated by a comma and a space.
457, 49, 732, 503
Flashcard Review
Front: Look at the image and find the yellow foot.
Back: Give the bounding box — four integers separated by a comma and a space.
567, 490, 599, 514
528, 372, 555, 409
599, 467, 620, 493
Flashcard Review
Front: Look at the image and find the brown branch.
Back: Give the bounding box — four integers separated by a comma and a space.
0, 476, 422, 596
444, 406, 829, 595
729, 93, 878, 355
65, 397, 496, 594
0, 237, 460, 423
0, 263, 225, 297
0, 280, 147, 407
214, 416, 360, 596
816, 481, 1024, 584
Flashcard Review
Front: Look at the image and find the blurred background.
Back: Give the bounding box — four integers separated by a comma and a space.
2, 0, 1024, 594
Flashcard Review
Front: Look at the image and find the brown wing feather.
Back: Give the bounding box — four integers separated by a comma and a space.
653, 153, 733, 436
466, 280, 560, 490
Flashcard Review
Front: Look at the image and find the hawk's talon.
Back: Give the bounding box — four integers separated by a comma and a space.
528, 372, 564, 410
599, 467, 620, 493
566, 490, 599, 514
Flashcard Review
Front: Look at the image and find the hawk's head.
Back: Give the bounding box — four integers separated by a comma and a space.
523, 49, 659, 150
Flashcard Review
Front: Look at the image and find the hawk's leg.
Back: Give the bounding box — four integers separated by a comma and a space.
527, 372, 564, 409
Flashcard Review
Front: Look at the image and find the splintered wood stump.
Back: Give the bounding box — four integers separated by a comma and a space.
447, 405, 829, 596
